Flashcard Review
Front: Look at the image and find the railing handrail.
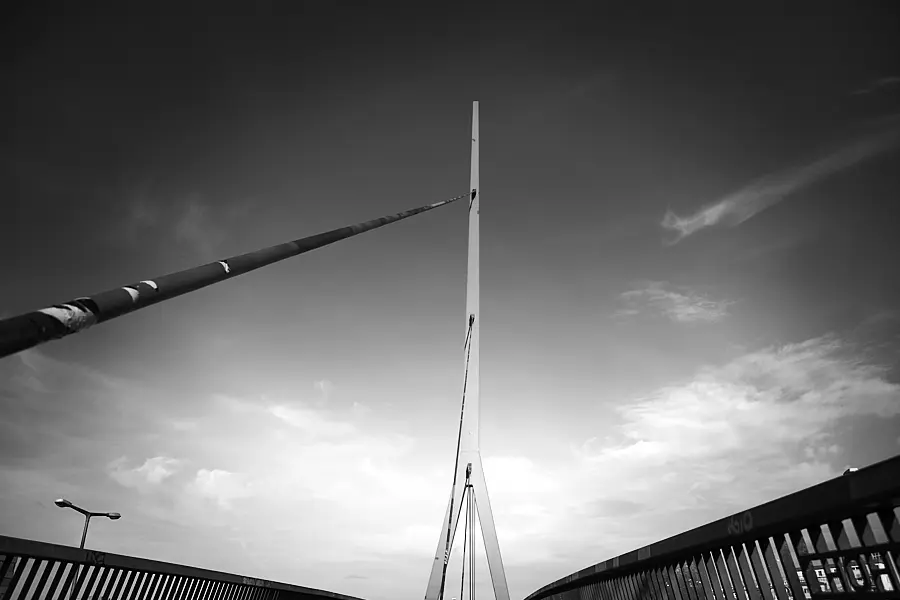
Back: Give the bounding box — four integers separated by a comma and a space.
525, 453, 900, 600
0, 534, 365, 599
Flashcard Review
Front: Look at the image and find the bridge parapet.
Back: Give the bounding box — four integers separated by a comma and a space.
0, 534, 365, 600
525, 455, 900, 600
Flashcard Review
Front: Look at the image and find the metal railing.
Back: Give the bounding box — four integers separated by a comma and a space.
0, 535, 366, 600
525, 455, 900, 600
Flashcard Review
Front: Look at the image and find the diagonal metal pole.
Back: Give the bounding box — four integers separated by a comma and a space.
0, 193, 466, 359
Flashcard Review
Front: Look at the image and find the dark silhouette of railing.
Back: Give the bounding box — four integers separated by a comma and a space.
0, 535, 365, 600
525, 455, 900, 600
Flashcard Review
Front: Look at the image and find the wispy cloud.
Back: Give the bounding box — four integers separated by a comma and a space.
616, 281, 732, 323
314, 379, 335, 402
174, 196, 228, 260
851, 75, 900, 95
190, 468, 255, 510
109, 456, 182, 490
661, 127, 900, 243
268, 403, 357, 438
113, 184, 251, 259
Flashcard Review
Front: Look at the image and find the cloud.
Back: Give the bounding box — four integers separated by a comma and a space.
268, 403, 357, 438
111, 183, 253, 258
314, 379, 335, 401
616, 281, 732, 323
174, 196, 228, 259
569, 334, 900, 514
4, 334, 898, 600
661, 127, 900, 243
852, 76, 900, 95
109, 456, 182, 490
190, 468, 255, 509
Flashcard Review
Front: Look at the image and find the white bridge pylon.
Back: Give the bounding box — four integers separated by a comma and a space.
424, 102, 510, 600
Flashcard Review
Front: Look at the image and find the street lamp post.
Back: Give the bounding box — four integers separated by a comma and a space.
54, 498, 120, 599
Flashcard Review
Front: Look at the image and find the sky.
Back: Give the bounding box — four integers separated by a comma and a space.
2, 3, 900, 600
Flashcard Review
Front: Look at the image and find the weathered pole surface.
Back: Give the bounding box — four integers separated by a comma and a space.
0, 193, 466, 359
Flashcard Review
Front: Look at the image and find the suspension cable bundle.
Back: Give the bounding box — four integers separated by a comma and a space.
0, 192, 467, 359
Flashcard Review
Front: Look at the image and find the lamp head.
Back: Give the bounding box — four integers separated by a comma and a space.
54, 498, 72, 508
107, 512, 121, 520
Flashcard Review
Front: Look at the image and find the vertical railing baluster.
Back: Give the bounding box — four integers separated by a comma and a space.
17, 558, 40, 599
611, 577, 625, 600
94, 566, 115, 599
224, 582, 237, 600
109, 568, 127, 598
748, 542, 768, 597
777, 533, 807, 600
704, 551, 726, 600
1, 554, 28, 600
673, 563, 693, 600
57, 563, 79, 600
684, 560, 702, 600
619, 576, 631, 600
607, 578, 619, 600
170, 577, 183, 600
637, 572, 650, 600
649, 568, 666, 600
45, 561, 68, 600
605, 577, 617, 600
655, 568, 670, 600
877, 508, 900, 542
759, 537, 789, 600
735, 544, 762, 600
628, 573, 641, 600
724, 547, 749, 600
71, 563, 92, 600
747, 540, 775, 600
128, 571, 149, 600
86, 565, 106, 599
0, 555, 14, 587
693, 555, 713, 600
182, 578, 197, 600
715, 549, 738, 600
110, 570, 132, 600
658, 567, 675, 600
688, 558, 708, 600
148, 573, 166, 600
145, 573, 162, 600
32, 559, 55, 599
638, 570, 650, 600
661, 567, 678, 600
